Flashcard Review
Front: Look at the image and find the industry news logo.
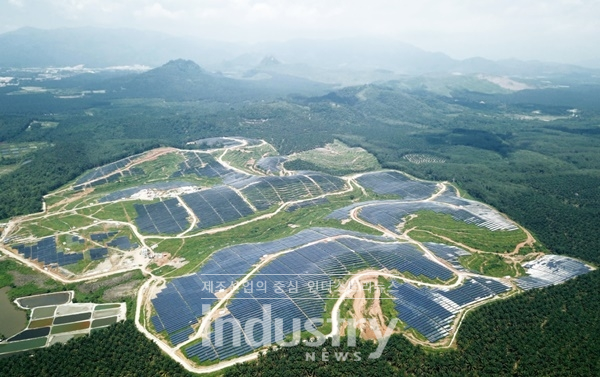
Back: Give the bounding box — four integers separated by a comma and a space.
199, 277, 397, 361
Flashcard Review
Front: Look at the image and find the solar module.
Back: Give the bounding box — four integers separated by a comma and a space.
181, 186, 254, 230
516, 255, 592, 290
356, 171, 438, 200
89, 247, 109, 261
14, 237, 83, 266
134, 198, 190, 234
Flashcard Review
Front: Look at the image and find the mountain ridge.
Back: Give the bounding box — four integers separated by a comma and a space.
0, 27, 597, 83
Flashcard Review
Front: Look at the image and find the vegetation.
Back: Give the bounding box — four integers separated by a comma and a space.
285, 140, 381, 175
405, 211, 527, 254
458, 253, 523, 277
226, 271, 600, 377
0, 321, 190, 377
1, 68, 600, 374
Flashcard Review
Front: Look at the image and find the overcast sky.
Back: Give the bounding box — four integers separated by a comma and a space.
2, 0, 599, 64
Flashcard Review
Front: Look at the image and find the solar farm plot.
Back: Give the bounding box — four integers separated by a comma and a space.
424, 242, 471, 271
172, 152, 233, 179
107, 236, 137, 251
390, 278, 511, 342
13, 237, 83, 267
90, 231, 117, 242
134, 198, 191, 234
231, 173, 347, 210
176, 229, 457, 361
356, 171, 439, 200
181, 186, 254, 230
356, 201, 518, 233
516, 255, 592, 290
433, 192, 519, 231
152, 228, 391, 343
187, 137, 245, 149
286, 197, 329, 212
73, 155, 139, 187
256, 156, 287, 174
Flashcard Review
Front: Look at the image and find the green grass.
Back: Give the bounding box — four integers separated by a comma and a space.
405, 211, 527, 253
220, 143, 277, 173
459, 253, 520, 277
286, 140, 381, 175
16, 223, 56, 238
378, 277, 399, 326
88, 201, 138, 223
133, 152, 185, 180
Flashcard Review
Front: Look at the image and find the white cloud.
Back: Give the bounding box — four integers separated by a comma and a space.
0, 0, 598, 63
8, 0, 24, 7
134, 2, 181, 20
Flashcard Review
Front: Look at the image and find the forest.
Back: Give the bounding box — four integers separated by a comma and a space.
0, 70, 599, 375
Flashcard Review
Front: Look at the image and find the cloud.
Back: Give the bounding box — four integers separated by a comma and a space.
134, 2, 181, 20
8, 0, 24, 7
0, 0, 598, 63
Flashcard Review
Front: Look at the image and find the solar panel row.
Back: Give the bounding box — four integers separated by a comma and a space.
179, 230, 458, 361
516, 255, 591, 290
14, 237, 84, 266
232, 173, 346, 211
134, 198, 190, 234
181, 186, 254, 230
356, 171, 438, 201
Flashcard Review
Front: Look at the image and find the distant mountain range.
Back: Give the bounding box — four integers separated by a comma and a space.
0, 27, 598, 85
103, 59, 331, 101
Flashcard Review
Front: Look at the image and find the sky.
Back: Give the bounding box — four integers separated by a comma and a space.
2, 0, 599, 65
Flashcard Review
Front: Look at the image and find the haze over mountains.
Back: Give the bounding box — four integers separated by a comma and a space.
1, 27, 597, 85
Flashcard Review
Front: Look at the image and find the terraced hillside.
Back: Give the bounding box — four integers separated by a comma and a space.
0, 137, 593, 372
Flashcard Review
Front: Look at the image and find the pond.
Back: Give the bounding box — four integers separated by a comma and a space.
15, 291, 71, 309
0, 287, 27, 340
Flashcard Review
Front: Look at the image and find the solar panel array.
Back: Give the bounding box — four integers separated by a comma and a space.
71, 236, 85, 244
286, 197, 329, 212
390, 277, 511, 342
516, 255, 592, 290
151, 274, 217, 338
74, 155, 139, 186
89, 247, 108, 261
179, 229, 456, 360
231, 173, 346, 210
358, 201, 517, 233
134, 198, 190, 234
14, 237, 83, 266
73, 172, 121, 191
432, 189, 471, 206
90, 232, 117, 242
424, 242, 471, 271
181, 186, 254, 230
188, 137, 244, 149
154, 229, 386, 349
433, 192, 519, 231
172, 153, 232, 179
435, 277, 510, 308
170, 326, 195, 346
356, 171, 438, 200
256, 156, 287, 174
107, 236, 135, 250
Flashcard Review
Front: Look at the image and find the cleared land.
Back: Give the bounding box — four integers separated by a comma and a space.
0, 138, 592, 372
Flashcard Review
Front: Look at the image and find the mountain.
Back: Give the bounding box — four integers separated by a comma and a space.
0, 27, 240, 68
105, 59, 331, 101
1, 27, 598, 84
